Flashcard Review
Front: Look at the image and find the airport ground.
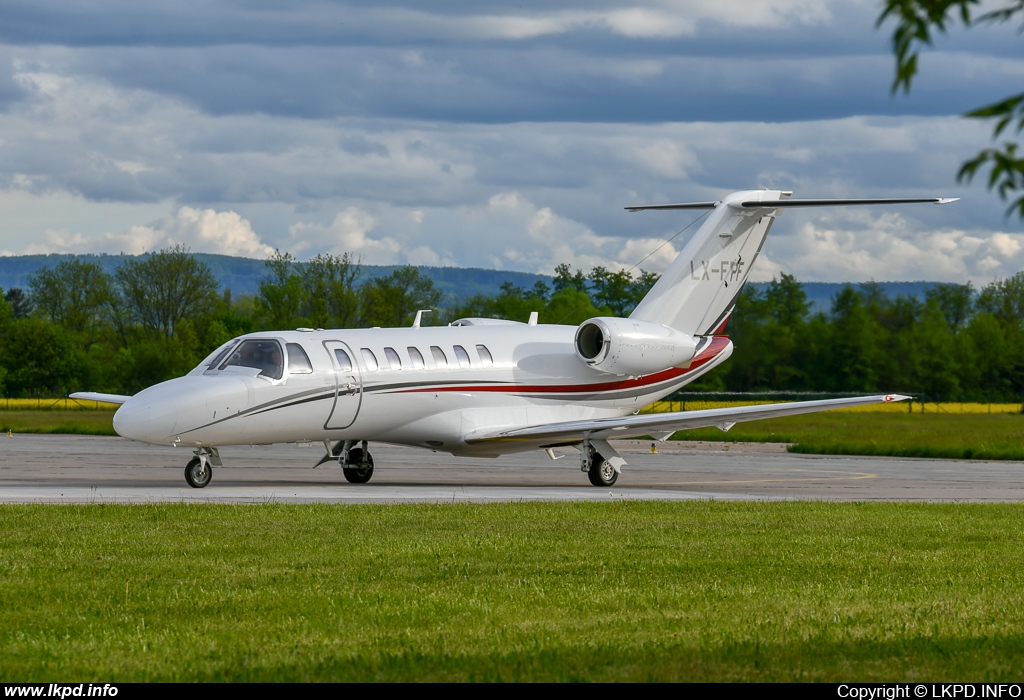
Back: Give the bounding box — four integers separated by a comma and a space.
2, 434, 1024, 502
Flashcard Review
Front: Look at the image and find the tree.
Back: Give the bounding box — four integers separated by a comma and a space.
298, 252, 361, 329
360, 266, 442, 328
552, 263, 588, 295
115, 245, 220, 338
0, 317, 84, 396
879, 0, 1024, 216
254, 250, 302, 330
4, 288, 31, 319
445, 280, 549, 324
925, 282, 975, 330
28, 259, 114, 342
975, 271, 1024, 328
587, 267, 660, 317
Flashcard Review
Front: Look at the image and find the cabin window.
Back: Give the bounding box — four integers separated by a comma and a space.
384, 347, 402, 370
407, 347, 425, 369
430, 345, 448, 367
453, 345, 471, 368
286, 343, 313, 374
218, 339, 284, 380
334, 348, 353, 372
361, 348, 379, 371
476, 344, 493, 367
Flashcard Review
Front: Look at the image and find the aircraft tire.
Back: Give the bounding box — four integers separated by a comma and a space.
343, 448, 374, 484
184, 457, 212, 488
587, 454, 618, 487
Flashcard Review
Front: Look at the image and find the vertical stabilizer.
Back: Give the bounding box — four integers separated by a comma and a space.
629, 189, 790, 335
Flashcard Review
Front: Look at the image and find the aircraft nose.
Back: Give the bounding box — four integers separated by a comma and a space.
113, 387, 180, 444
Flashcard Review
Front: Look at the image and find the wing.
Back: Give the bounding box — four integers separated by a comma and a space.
69, 392, 132, 405
467, 394, 909, 446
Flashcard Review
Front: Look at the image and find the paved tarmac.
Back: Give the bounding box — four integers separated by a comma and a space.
0, 434, 1022, 503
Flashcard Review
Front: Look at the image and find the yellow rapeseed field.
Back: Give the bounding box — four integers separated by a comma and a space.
0, 397, 120, 411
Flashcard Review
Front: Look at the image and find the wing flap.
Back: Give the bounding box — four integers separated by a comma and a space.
467, 394, 910, 445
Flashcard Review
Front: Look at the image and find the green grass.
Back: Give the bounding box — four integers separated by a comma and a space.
0, 410, 116, 435
674, 412, 1024, 461
2, 502, 1024, 681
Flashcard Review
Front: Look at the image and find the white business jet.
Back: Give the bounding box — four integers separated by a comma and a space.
72, 189, 955, 488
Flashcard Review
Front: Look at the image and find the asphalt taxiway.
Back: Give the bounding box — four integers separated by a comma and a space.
1, 435, 1022, 503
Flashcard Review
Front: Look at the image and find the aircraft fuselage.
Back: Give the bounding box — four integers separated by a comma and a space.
113, 324, 732, 456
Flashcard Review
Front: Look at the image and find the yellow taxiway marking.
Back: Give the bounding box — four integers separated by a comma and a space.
659, 468, 877, 486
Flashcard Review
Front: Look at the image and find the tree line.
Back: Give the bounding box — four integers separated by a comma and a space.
1, 245, 1022, 401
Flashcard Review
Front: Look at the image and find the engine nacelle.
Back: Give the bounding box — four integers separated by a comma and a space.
574, 317, 698, 376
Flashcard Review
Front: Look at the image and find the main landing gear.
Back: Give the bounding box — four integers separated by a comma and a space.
343, 444, 374, 484
581, 440, 618, 487
319, 439, 375, 484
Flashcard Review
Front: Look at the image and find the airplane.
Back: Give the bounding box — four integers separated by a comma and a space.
71, 189, 956, 489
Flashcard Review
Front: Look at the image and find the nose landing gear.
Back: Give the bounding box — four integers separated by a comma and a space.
184, 447, 221, 488
185, 456, 212, 488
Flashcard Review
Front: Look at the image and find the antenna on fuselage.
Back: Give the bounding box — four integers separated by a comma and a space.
412, 309, 432, 328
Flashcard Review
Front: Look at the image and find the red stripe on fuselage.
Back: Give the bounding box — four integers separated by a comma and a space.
392, 335, 731, 395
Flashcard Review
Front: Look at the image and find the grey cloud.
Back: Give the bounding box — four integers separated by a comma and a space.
51, 43, 1018, 125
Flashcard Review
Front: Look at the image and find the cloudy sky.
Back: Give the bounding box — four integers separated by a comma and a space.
0, 0, 1020, 282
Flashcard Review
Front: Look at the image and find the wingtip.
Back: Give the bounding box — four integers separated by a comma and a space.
883, 394, 913, 403
935, 198, 960, 205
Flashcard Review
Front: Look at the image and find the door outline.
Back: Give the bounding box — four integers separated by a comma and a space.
323, 340, 362, 430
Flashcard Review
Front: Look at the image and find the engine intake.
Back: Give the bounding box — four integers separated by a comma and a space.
574, 317, 698, 376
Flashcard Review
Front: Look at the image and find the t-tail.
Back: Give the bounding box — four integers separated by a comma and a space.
627, 189, 957, 336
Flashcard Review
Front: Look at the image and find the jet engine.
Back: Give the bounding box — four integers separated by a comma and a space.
574, 317, 698, 376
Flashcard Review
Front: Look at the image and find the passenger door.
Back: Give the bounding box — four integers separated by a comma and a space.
323, 340, 362, 430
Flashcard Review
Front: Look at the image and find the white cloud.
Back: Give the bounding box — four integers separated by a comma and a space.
17, 205, 274, 256
288, 207, 401, 263
754, 211, 1024, 283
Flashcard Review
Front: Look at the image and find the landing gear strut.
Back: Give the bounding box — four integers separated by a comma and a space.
342, 439, 374, 484
581, 438, 618, 487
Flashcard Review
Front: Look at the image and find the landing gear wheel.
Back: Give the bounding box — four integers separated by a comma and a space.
184, 457, 212, 488
587, 454, 618, 487
343, 448, 374, 484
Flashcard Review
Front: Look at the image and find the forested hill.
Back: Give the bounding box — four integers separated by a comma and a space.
0, 253, 552, 305
0, 253, 933, 309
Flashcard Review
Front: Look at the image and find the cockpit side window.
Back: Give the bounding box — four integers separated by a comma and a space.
218, 339, 284, 380
286, 343, 313, 374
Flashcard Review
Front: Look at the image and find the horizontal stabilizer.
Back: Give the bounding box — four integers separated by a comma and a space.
626, 201, 719, 212
627, 197, 957, 212
468, 394, 911, 445
739, 197, 958, 209
69, 391, 131, 405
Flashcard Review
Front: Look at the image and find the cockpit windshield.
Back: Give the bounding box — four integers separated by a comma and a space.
199, 340, 239, 371
210, 339, 284, 380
